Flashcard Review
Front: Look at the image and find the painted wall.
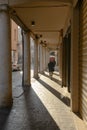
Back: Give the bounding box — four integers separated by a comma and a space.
11, 20, 18, 63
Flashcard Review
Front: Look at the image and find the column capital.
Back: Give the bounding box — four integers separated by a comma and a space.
0, 4, 9, 12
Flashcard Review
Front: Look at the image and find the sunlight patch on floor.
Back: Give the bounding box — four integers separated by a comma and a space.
31, 78, 70, 128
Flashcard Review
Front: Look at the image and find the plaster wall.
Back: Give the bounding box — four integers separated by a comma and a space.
11, 20, 18, 50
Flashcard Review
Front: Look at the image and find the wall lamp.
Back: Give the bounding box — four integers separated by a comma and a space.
31, 21, 35, 26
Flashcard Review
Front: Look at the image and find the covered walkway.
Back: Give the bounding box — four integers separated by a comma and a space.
0, 70, 86, 130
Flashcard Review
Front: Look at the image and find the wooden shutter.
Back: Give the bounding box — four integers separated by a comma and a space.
79, 0, 87, 123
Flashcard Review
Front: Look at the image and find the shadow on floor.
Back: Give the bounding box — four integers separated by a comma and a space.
23, 87, 61, 130
0, 86, 61, 130
38, 79, 70, 107
41, 73, 62, 86
0, 107, 11, 130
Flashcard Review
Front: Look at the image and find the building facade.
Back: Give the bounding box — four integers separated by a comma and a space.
11, 20, 18, 64
58, 0, 87, 124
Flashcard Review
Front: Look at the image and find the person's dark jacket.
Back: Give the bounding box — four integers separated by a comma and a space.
48, 61, 55, 72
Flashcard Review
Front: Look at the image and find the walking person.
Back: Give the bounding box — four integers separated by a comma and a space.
48, 59, 56, 79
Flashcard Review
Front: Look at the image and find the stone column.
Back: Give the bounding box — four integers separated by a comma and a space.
42, 46, 45, 71
0, 5, 12, 107
43, 46, 45, 71
45, 47, 48, 70
71, 5, 79, 112
39, 44, 42, 73
55, 51, 58, 66
38, 43, 40, 72
44, 46, 47, 71
33, 36, 39, 79
59, 29, 63, 79
23, 31, 31, 86
39, 44, 44, 73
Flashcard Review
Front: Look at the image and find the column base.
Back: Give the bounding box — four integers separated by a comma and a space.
33, 75, 39, 79
39, 71, 44, 74
23, 84, 31, 87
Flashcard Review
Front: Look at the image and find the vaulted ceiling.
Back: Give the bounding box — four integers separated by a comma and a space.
8, 0, 72, 49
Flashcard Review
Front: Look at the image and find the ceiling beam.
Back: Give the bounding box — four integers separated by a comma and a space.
35, 30, 60, 32
8, 0, 72, 6
12, 4, 68, 8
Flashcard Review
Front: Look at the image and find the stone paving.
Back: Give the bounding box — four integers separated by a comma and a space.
0, 71, 79, 130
